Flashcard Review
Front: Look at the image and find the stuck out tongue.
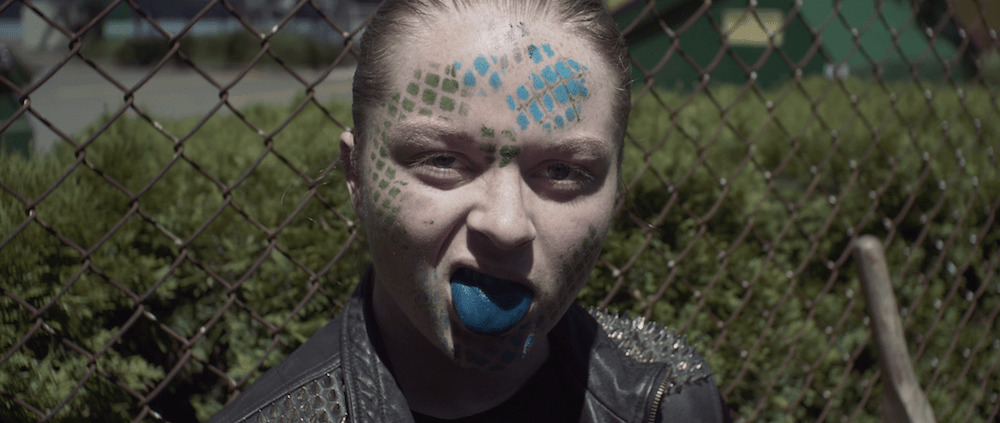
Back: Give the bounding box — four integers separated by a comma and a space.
451, 268, 533, 336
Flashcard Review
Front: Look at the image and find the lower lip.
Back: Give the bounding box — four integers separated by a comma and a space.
450, 268, 533, 336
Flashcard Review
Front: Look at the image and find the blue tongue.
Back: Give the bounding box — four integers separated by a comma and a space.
451, 268, 533, 335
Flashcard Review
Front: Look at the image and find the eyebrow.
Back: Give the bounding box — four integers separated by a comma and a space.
386, 121, 475, 147
387, 121, 613, 158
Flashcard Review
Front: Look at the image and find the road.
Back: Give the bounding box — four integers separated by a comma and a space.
19, 52, 354, 154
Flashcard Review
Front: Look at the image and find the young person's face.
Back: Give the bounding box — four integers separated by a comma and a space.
344, 8, 619, 371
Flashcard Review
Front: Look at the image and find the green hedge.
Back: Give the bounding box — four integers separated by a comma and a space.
2, 78, 998, 421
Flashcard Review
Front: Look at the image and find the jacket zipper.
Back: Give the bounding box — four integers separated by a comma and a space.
646, 370, 671, 423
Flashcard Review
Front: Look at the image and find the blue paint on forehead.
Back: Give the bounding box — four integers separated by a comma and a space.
553, 84, 569, 104
568, 59, 581, 72
555, 61, 573, 79
529, 100, 543, 122
532, 73, 545, 90
464, 70, 477, 87
490, 71, 503, 90
554, 115, 565, 128
528, 44, 543, 64
454, 61, 462, 70
565, 106, 577, 121
542, 65, 558, 84
517, 85, 530, 101
567, 79, 588, 98
517, 113, 529, 130
542, 44, 554, 58
506, 95, 516, 110
474, 56, 490, 76
543, 93, 554, 111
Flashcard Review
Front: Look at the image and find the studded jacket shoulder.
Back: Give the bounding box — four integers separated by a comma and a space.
209, 277, 729, 423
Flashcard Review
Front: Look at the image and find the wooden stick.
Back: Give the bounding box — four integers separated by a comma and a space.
852, 235, 936, 423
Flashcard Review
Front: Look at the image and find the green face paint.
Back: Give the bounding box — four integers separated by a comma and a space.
498, 145, 521, 168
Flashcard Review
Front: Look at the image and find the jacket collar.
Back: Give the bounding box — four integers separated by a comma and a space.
339, 269, 412, 421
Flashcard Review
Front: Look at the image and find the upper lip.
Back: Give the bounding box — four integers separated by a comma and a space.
449, 262, 532, 292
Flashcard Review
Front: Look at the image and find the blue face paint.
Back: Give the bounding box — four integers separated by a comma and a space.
489, 71, 503, 90
517, 85, 530, 100
542, 43, 554, 58
565, 106, 577, 121
542, 65, 558, 83
532, 73, 545, 90
553, 84, 569, 104
528, 44, 543, 63
451, 268, 534, 336
529, 100, 543, 122
567, 79, 586, 98
500, 44, 590, 132
517, 113, 529, 130
474, 56, 490, 76
555, 61, 573, 79
464, 70, 477, 87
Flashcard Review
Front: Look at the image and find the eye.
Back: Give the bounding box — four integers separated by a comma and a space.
545, 163, 574, 180
409, 152, 472, 187
430, 155, 457, 169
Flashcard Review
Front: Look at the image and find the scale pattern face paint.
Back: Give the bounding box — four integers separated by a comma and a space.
506, 44, 590, 132
364, 38, 603, 372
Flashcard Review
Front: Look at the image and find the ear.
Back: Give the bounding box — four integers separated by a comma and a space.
339, 130, 364, 218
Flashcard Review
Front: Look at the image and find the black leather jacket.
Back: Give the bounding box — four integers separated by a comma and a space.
210, 275, 730, 422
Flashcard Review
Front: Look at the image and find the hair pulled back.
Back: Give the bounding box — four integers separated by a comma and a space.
350, 0, 630, 166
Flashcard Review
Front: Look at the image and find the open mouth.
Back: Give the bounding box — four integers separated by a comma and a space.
450, 268, 534, 336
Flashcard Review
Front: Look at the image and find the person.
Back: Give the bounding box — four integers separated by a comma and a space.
210, 0, 730, 421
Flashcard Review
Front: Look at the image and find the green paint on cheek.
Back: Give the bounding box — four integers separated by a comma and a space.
422, 89, 437, 105
425, 73, 440, 87
389, 187, 401, 197
376, 160, 385, 170
481, 126, 495, 137
501, 129, 516, 142
379, 146, 388, 158
379, 179, 389, 190
440, 96, 456, 111
442, 78, 459, 93
385, 167, 396, 180
498, 146, 521, 168
402, 98, 415, 112
418, 108, 433, 116
407, 82, 419, 96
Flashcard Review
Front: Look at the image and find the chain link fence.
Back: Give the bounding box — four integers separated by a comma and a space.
1, 0, 998, 421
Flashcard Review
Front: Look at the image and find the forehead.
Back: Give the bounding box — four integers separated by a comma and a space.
384, 7, 615, 138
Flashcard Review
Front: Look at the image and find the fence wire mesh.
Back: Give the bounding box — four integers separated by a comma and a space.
1, 0, 998, 421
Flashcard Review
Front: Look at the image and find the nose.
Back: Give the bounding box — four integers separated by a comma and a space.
466, 170, 537, 250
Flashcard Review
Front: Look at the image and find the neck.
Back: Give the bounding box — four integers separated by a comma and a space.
371, 280, 550, 419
